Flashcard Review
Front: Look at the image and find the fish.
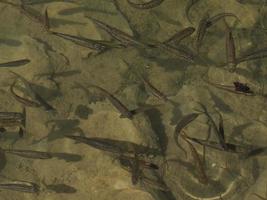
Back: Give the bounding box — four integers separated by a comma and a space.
9, 71, 56, 112
44, 183, 77, 193
127, 0, 165, 9
87, 84, 134, 119
0, 59, 30, 67
224, 20, 236, 71
0, 181, 40, 193
3, 149, 52, 159
65, 135, 162, 157
86, 16, 149, 48
195, 13, 210, 52
163, 27, 195, 46
10, 80, 41, 108
186, 136, 251, 153
173, 113, 199, 155
182, 135, 208, 185
156, 42, 194, 62
196, 12, 238, 52
196, 102, 228, 150
118, 155, 159, 170
51, 31, 122, 52
22, 0, 77, 5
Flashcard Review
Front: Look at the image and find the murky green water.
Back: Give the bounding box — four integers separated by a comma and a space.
0, 0, 267, 199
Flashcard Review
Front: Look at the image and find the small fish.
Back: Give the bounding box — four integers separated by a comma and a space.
157, 43, 194, 62
237, 47, 267, 64
196, 102, 228, 150
23, 0, 77, 5
195, 13, 210, 52
127, 0, 165, 9
4, 149, 52, 159
118, 155, 159, 170
87, 84, 134, 119
44, 7, 50, 31
44, 183, 77, 193
173, 113, 199, 155
9, 71, 56, 112
141, 76, 169, 102
182, 135, 208, 185
10, 80, 41, 107
65, 135, 162, 157
186, 136, 249, 153
51, 31, 121, 52
131, 154, 141, 185
196, 12, 238, 52
204, 79, 255, 96
0, 59, 30, 67
87, 16, 149, 48
0, 181, 40, 193
224, 20, 236, 71
163, 27, 195, 46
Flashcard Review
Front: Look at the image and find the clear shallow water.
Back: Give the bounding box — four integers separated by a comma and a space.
0, 0, 267, 199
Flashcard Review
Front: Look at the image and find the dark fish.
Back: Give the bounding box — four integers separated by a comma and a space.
173, 113, 199, 154
4, 149, 52, 159
65, 135, 162, 157
44, 7, 50, 31
45, 183, 77, 193
22, 0, 77, 5
185, 0, 200, 24
0, 59, 30, 67
49, 152, 82, 162
196, 12, 238, 52
86, 16, 148, 48
127, 0, 165, 9
164, 27, 195, 46
195, 13, 210, 52
87, 84, 133, 119
224, 20, 236, 71
131, 154, 141, 185
237, 47, 267, 64
51, 31, 121, 51
0, 181, 40, 193
118, 155, 159, 170
197, 103, 228, 150
9, 71, 56, 112
186, 136, 250, 153
0, 148, 7, 172
10, 80, 41, 108
240, 147, 267, 159
182, 135, 208, 185
157, 43, 194, 62
208, 13, 239, 25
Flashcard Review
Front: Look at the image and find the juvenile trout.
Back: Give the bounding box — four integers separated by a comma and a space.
65, 135, 162, 157
4, 149, 52, 159
87, 84, 133, 119
51, 31, 121, 52
224, 20, 236, 71
87, 17, 148, 48
0, 59, 30, 67
173, 113, 199, 155
0, 181, 40, 193
127, 0, 165, 9
164, 27, 195, 46
182, 135, 208, 185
